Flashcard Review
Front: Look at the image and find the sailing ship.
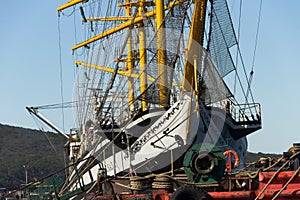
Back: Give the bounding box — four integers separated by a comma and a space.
55, 0, 262, 198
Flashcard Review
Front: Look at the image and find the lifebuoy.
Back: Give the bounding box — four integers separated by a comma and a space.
223, 150, 240, 170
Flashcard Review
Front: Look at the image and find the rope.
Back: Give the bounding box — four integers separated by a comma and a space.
56, 0, 267, 196
130, 176, 153, 190
271, 166, 300, 200
57, 14, 66, 133
262, 156, 284, 172
246, 0, 263, 99
233, 0, 242, 95
110, 172, 217, 191
251, 0, 263, 75
75, 0, 109, 128
41, 130, 65, 164
211, 1, 256, 117
28, 113, 65, 165
32, 101, 76, 110
58, 107, 146, 194
254, 151, 300, 200
152, 176, 174, 190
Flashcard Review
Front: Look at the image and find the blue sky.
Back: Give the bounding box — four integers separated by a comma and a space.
0, 0, 299, 154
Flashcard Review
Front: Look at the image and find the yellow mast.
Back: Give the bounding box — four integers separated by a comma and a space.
182, 0, 208, 92
57, 0, 191, 109
57, 0, 86, 11
75, 61, 179, 86
67, 1, 187, 51
138, 0, 148, 111
126, 0, 135, 107
156, 0, 169, 108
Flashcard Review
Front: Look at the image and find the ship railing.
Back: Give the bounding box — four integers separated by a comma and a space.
230, 102, 261, 124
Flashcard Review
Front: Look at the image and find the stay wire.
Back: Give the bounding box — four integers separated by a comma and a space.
234, 0, 242, 96
81, 1, 108, 125
41, 130, 65, 165
251, 0, 263, 73
30, 101, 77, 110
211, 3, 254, 116
246, 0, 263, 98
29, 113, 65, 165
215, 0, 258, 116
77, 3, 93, 126
58, 15, 66, 133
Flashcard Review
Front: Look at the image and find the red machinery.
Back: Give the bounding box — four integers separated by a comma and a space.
87, 144, 300, 200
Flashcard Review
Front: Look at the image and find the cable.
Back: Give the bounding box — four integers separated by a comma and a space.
272, 166, 300, 200
32, 101, 76, 110
41, 130, 65, 165
251, 0, 263, 74
246, 0, 263, 99
234, 0, 242, 95
210, 1, 256, 117
58, 14, 66, 133
254, 151, 300, 200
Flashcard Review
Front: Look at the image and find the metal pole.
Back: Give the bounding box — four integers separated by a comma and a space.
23, 165, 28, 198
156, 0, 169, 108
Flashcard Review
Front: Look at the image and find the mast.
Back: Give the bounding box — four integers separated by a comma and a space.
182, 0, 208, 92
126, 0, 135, 108
156, 0, 169, 108
139, 0, 148, 111
67, 1, 186, 51
57, 0, 189, 111
57, 0, 86, 11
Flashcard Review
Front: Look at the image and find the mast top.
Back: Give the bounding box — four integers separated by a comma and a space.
57, 0, 87, 11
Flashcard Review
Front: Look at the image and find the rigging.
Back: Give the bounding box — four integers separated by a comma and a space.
246, 0, 263, 99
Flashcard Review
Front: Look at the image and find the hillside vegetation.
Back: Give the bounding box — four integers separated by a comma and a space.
0, 123, 281, 190
0, 124, 67, 189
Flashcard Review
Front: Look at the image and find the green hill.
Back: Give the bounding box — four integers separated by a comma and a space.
0, 123, 281, 190
0, 124, 67, 189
